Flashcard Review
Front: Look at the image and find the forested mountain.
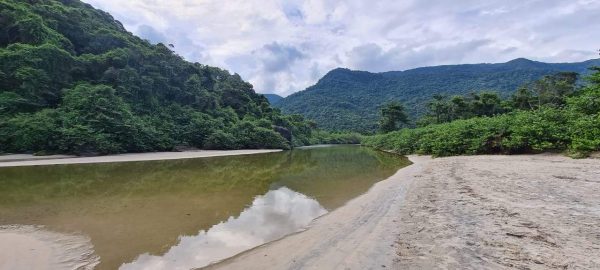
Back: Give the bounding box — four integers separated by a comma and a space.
276, 58, 600, 132
263, 94, 283, 105
0, 0, 317, 154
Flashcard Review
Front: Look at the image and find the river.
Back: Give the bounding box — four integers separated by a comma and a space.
0, 145, 409, 270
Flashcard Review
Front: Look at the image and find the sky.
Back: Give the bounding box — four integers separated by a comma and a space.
82, 0, 600, 96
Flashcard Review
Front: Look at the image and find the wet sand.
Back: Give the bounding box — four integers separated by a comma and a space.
209, 154, 600, 270
0, 225, 99, 270
0, 150, 281, 167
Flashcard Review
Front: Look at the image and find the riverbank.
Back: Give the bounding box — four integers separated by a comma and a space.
0, 225, 99, 270
0, 149, 282, 167
208, 154, 600, 269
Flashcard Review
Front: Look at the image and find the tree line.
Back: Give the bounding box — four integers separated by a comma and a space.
0, 0, 356, 155
368, 69, 600, 157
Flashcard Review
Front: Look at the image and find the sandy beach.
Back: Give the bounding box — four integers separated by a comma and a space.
0, 149, 281, 167
2, 153, 599, 269
208, 154, 600, 270
393, 154, 600, 269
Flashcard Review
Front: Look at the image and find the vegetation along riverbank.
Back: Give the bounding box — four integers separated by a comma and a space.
363, 68, 600, 158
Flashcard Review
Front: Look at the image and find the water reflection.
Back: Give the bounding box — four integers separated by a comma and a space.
120, 187, 326, 270
0, 146, 410, 269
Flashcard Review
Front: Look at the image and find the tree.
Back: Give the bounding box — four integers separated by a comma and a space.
470, 92, 503, 117
378, 101, 409, 133
512, 72, 578, 109
427, 94, 450, 123
511, 86, 535, 110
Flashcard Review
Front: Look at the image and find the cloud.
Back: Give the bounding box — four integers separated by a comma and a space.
347, 39, 493, 72
121, 187, 326, 270
136, 25, 166, 44
82, 0, 600, 96
258, 42, 305, 73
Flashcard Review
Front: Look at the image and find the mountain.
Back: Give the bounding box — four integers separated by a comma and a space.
275, 58, 600, 133
263, 94, 284, 104
0, 0, 314, 154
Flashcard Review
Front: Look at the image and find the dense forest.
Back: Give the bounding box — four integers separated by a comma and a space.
0, 0, 341, 155
275, 58, 600, 133
363, 69, 600, 158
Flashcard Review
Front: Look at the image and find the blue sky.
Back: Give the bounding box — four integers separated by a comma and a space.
82, 0, 600, 96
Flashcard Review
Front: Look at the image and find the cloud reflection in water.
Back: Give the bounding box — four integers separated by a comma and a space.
120, 187, 327, 270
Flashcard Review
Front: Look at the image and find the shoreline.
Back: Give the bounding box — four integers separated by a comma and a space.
0, 149, 282, 168
3, 153, 598, 269
204, 155, 430, 270
0, 225, 99, 270
207, 154, 600, 269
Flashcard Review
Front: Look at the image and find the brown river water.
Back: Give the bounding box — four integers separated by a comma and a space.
0, 145, 409, 270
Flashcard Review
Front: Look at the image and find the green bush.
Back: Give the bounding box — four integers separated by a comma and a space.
58, 124, 122, 154
0, 109, 60, 152
363, 107, 599, 157
233, 121, 291, 150
364, 69, 600, 158
204, 131, 238, 150
568, 114, 600, 157
501, 108, 569, 152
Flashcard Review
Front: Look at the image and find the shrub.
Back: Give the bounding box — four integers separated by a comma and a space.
363, 106, 599, 157
203, 131, 238, 150
0, 109, 60, 153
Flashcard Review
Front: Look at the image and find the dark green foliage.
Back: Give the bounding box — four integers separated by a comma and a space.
0, 0, 316, 154
0, 92, 29, 114
416, 92, 506, 126
363, 109, 571, 157
416, 72, 579, 127
276, 58, 600, 132
0, 109, 61, 152
378, 101, 409, 133
231, 120, 291, 150
509, 72, 578, 110
59, 83, 167, 154
363, 69, 600, 157
204, 131, 238, 150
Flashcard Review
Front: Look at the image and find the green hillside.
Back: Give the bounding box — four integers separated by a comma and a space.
276, 58, 600, 133
0, 0, 317, 154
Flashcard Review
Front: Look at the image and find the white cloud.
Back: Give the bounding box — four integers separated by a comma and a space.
120, 187, 326, 270
82, 0, 600, 96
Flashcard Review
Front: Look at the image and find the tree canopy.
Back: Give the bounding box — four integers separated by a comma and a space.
0, 0, 324, 154
378, 102, 409, 133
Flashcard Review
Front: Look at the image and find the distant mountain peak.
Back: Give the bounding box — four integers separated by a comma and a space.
323, 68, 359, 77
330, 67, 352, 72
320, 68, 378, 83
507, 57, 534, 63
504, 58, 544, 68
